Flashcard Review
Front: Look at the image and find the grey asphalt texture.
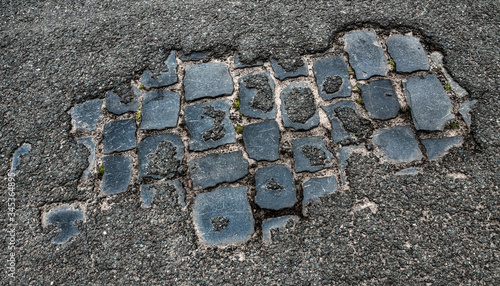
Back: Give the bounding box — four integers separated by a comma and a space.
1, 0, 499, 284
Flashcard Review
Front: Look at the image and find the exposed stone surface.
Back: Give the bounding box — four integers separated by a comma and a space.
140, 90, 180, 130
76, 137, 95, 181
10, 143, 31, 174
238, 71, 276, 119
255, 164, 297, 210
359, 79, 400, 120
373, 125, 423, 163
403, 74, 455, 131
395, 167, 423, 176
313, 56, 351, 100
179, 51, 207, 62
280, 82, 319, 130
430, 51, 469, 98
322, 100, 372, 144
270, 57, 308, 80
193, 186, 254, 246
422, 136, 463, 160
103, 119, 137, 154
302, 176, 338, 209
292, 136, 333, 172
459, 100, 477, 127
141, 50, 178, 88
105, 89, 141, 115
344, 30, 387, 79
242, 120, 280, 162
140, 180, 186, 208
386, 35, 429, 73
262, 215, 299, 244
234, 54, 263, 69
337, 145, 362, 185
138, 133, 184, 179
189, 151, 249, 189
101, 155, 132, 195
184, 62, 234, 101
140, 185, 156, 207
46, 206, 84, 244
70, 99, 103, 132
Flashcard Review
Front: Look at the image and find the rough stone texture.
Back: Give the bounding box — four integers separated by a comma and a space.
189, 151, 249, 189
459, 100, 477, 127
70, 99, 103, 132
105, 90, 141, 115
255, 164, 297, 210
140, 185, 156, 207
75, 137, 95, 181
322, 100, 372, 144
344, 30, 388, 79
103, 119, 137, 154
46, 206, 84, 244
313, 56, 351, 100
373, 125, 423, 163
238, 71, 276, 119
138, 133, 184, 179
395, 167, 423, 176
101, 155, 132, 195
302, 176, 338, 209
234, 54, 263, 69
262, 215, 299, 245
242, 120, 280, 162
359, 79, 400, 120
280, 82, 319, 130
422, 136, 464, 160
10, 143, 31, 174
270, 57, 308, 80
141, 50, 178, 88
179, 51, 207, 62
184, 62, 234, 102
430, 51, 469, 98
404, 74, 455, 131
292, 136, 333, 173
140, 180, 186, 208
193, 186, 254, 246
337, 145, 362, 185
386, 35, 429, 73
185, 100, 236, 151
140, 90, 180, 130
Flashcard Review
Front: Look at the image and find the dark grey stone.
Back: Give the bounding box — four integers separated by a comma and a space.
238, 71, 277, 119
140, 90, 180, 130
313, 56, 351, 100
395, 167, 423, 176
302, 176, 338, 207
193, 186, 254, 246
270, 57, 308, 81
140, 185, 156, 207
101, 156, 132, 195
179, 51, 207, 62
141, 51, 178, 88
422, 136, 463, 160
359, 79, 400, 120
403, 74, 455, 131
373, 125, 423, 163
262, 215, 299, 244
337, 145, 362, 185
76, 137, 95, 181
184, 62, 234, 102
255, 164, 297, 210
322, 100, 372, 144
430, 52, 469, 98
10, 143, 31, 174
459, 100, 477, 127
234, 54, 264, 69
140, 180, 186, 208
138, 133, 184, 179
386, 35, 429, 73
189, 151, 249, 189
184, 100, 236, 151
280, 82, 319, 131
105, 89, 141, 115
46, 206, 84, 244
292, 136, 333, 173
70, 99, 103, 132
344, 30, 388, 79
242, 120, 280, 162
103, 119, 137, 154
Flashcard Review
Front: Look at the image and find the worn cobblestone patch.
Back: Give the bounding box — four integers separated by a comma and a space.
184, 62, 233, 101
242, 120, 280, 162
255, 164, 297, 210
373, 125, 423, 163
344, 30, 387, 79
103, 119, 136, 154
238, 71, 276, 119
189, 151, 248, 189
45, 206, 84, 244
313, 56, 351, 100
138, 133, 184, 179
359, 79, 400, 120
281, 82, 319, 130
386, 35, 429, 73
140, 90, 180, 130
101, 156, 132, 195
70, 99, 102, 132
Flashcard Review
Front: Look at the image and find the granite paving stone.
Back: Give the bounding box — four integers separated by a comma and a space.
105, 89, 141, 115
292, 136, 333, 173
234, 54, 264, 69
255, 164, 297, 210
141, 50, 178, 88
193, 186, 254, 246
373, 125, 423, 163
101, 155, 132, 195
344, 30, 388, 79
103, 119, 137, 153
302, 176, 338, 208
280, 82, 319, 131
184, 62, 234, 102
270, 57, 308, 81
76, 137, 95, 181
313, 56, 351, 100
138, 133, 184, 179
189, 151, 249, 189
140, 90, 180, 130
430, 52, 469, 98
262, 216, 299, 244
10, 143, 31, 174
242, 120, 280, 162
359, 79, 400, 120
386, 35, 430, 73
238, 71, 277, 119
185, 100, 236, 151
70, 99, 103, 132
46, 206, 84, 244
459, 100, 477, 127
403, 74, 455, 131
422, 136, 463, 160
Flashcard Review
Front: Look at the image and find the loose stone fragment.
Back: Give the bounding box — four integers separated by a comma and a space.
105, 88, 141, 115
255, 164, 297, 210
193, 186, 254, 246
337, 145, 362, 185
140, 180, 186, 208
280, 82, 319, 131
313, 56, 351, 100
138, 133, 184, 179
270, 57, 308, 81
242, 120, 280, 162
302, 176, 338, 208
189, 151, 249, 189
184, 62, 234, 102
422, 136, 463, 160
179, 51, 207, 62
373, 125, 423, 163
70, 99, 103, 132
386, 35, 429, 73
238, 71, 276, 119
76, 137, 95, 181
344, 30, 388, 79
322, 100, 372, 144
141, 51, 178, 88
103, 119, 136, 153
262, 215, 299, 244
140, 90, 180, 130
395, 167, 423, 176
140, 185, 156, 207
234, 54, 264, 69
403, 75, 455, 131
430, 52, 469, 98
185, 100, 236, 151
292, 136, 333, 173
459, 100, 477, 127
10, 143, 31, 174
46, 206, 84, 244
101, 156, 132, 195
359, 79, 400, 120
